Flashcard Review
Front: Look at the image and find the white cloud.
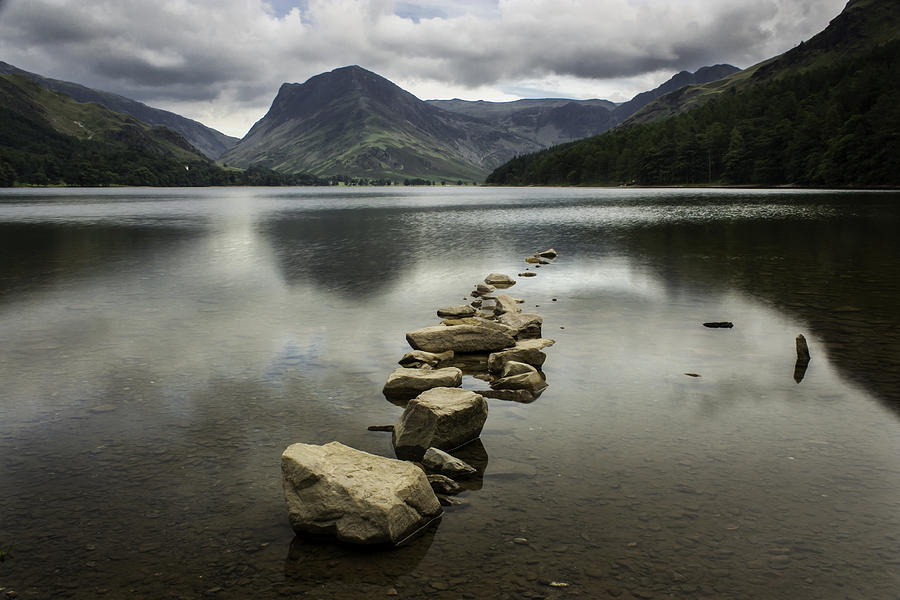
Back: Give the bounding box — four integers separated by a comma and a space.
0, 0, 847, 137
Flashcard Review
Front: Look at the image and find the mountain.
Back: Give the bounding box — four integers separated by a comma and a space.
427, 98, 618, 147
487, 0, 900, 187
624, 0, 898, 127
611, 64, 740, 123
0, 61, 239, 159
222, 65, 542, 182
0, 73, 228, 186
427, 65, 738, 148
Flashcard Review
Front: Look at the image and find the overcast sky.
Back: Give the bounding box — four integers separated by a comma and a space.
0, 0, 847, 137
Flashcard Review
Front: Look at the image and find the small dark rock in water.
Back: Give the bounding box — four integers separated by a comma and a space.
796, 333, 811, 362
519, 272, 537, 277
684, 373, 701, 378
703, 322, 734, 328
538, 248, 558, 259
367, 425, 394, 432
794, 333, 811, 383
427, 474, 461, 495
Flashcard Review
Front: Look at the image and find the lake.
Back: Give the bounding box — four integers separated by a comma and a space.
1, 186, 899, 599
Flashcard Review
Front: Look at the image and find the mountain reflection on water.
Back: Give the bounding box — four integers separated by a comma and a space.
0, 187, 898, 599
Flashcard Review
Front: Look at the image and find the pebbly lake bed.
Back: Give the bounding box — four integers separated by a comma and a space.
1, 186, 899, 599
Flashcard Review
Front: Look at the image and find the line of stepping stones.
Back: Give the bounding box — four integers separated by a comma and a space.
281, 249, 559, 546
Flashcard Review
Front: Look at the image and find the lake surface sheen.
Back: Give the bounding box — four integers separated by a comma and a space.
1, 186, 899, 600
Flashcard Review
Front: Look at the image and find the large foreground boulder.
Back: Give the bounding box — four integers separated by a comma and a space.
383, 367, 462, 401
281, 441, 442, 546
393, 388, 488, 460
406, 324, 515, 353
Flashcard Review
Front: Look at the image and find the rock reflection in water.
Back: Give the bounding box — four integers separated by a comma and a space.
284, 525, 437, 589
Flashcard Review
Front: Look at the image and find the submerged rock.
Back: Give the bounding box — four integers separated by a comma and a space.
519, 272, 537, 277
393, 387, 488, 460
383, 367, 463, 401
281, 441, 442, 545
406, 324, 515, 354
422, 447, 477, 478
436, 305, 477, 319
398, 350, 454, 369
484, 273, 516, 287
367, 424, 395, 432
703, 322, 734, 328
479, 388, 544, 403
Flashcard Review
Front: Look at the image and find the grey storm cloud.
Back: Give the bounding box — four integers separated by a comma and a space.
0, 0, 847, 134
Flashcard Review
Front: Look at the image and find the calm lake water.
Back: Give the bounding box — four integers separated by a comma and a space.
1, 186, 899, 600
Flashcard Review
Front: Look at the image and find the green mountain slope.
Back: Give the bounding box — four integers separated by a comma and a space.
624, 0, 898, 127
0, 74, 229, 186
0, 61, 239, 159
487, 0, 900, 187
222, 66, 542, 183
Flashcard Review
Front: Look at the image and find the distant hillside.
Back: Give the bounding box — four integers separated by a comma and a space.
427, 98, 618, 147
0, 74, 324, 187
0, 61, 239, 159
428, 65, 738, 148
487, 0, 900, 188
222, 65, 542, 183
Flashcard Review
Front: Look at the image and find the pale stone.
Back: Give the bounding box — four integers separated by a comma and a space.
487, 338, 555, 372
393, 388, 488, 460
281, 441, 442, 545
494, 294, 523, 315
406, 324, 515, 354
398, 350, 453, 369
484, 273, 516, 286
501, 361, 537, 377
436, 305, 476, 318
475, 283, 496, 295
490, 366, 547, 391
383, 367, 462, 401
422, 447, 477, 478
498, 312, 543, 338
537, 248, 558, 259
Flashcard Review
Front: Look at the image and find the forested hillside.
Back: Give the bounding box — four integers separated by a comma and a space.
0, 75, 321, 187
487, 39, 899, 187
